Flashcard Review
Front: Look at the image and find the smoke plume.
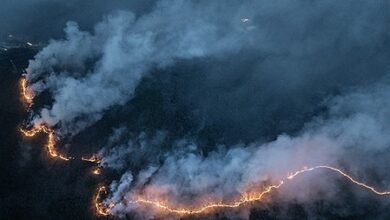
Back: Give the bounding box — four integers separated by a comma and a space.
24, 0, 390, 219
102, 82, 390, 218
27, 1, 255, 134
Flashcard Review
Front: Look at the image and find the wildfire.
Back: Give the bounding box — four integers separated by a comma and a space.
92, 167, 101, 175
17, 74, 390, 218
82, 154, 101, 164
96, 165, 390, 216
19, 74, 104, 216
95, 186, 114, 216
20, 125, 71, 161
287, 165, 390, 196
20, 75, 34, 107
128, 181, 284, 215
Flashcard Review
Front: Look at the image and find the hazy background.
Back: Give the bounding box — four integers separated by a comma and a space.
0, 0, 155, 41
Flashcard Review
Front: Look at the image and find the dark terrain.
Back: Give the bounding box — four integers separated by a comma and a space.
0, 49, 386, 220
0, 48, 102, 219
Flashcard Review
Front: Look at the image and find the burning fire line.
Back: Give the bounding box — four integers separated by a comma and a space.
20, 74, 105, 215
95, 186, 114, 216
20, 125, 105, 166
20, 75, 34, 107
82, 155, 102, 164
19, 75, 390, 217
20, 75, 103, 163
287, 166, 390, 196
95, 165, 390, 216
20, 126, 72, 161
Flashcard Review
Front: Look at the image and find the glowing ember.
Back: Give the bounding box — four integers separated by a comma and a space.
96, 165, 390, 216
92, 168, 101, 175
128, 181, 284, 215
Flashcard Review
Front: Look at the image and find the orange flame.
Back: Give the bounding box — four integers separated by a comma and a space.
95, 186, 114, 216
92, 167, 101, 175
287, 165, 390, 196
17, 75, 390, 217
96, 165, 390, 216
129, 181, 284, 215
20, 125, 71, 161
82, 154, 101, 164
19, 75, 70, 160
20, 75, 34, 107
19, 75, 104, 216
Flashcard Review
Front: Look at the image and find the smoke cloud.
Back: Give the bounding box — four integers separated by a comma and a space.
102, 82, 390, 218
24, 0, 390, 219
27, 1, 255, 134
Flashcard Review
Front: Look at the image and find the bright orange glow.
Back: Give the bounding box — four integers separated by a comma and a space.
19, 75, 34, 107
287, 165, 390, 196
95, 165, 390, 216
92, 168, 101, 175
20, 125, 71, 161
19, 75, 71, 160
19, 75, 103, 216
95, 186, 113, 216
129, 181, 284, 215
82, 155, 101, 164
17, 75, 389, 217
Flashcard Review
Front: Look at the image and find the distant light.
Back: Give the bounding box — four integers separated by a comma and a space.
8, 34, 13, 38
4, 48, 7, 51
241, 18, 250, 23
27, 42, 33, 46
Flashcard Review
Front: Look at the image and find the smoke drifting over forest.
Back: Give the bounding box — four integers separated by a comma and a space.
1, 0, 390, 219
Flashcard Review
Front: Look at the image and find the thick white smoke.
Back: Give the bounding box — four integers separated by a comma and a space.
103, 82, 390, 218
26, 1, 254, 134
24, 0, 390, 219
